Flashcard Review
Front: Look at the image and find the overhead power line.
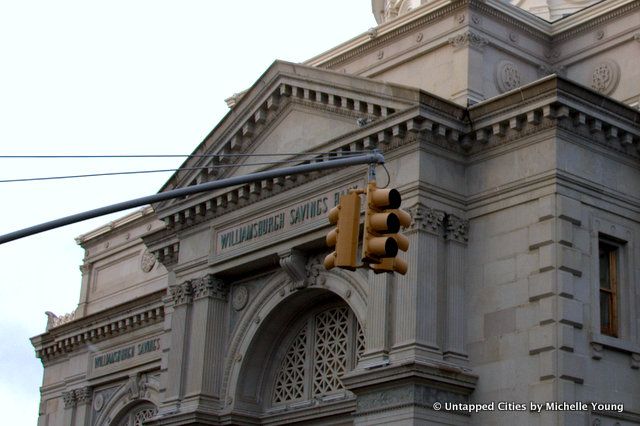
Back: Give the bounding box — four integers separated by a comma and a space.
0, 151, 369, 159
0, 156, 361, 183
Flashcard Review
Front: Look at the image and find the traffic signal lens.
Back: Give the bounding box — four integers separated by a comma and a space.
369, 188, 401, 209
370, 212, 400, 233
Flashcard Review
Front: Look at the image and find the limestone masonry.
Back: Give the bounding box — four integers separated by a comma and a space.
32, 1, 640, 425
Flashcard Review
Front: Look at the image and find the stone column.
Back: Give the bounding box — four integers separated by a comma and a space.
392, 204, 445, 363
159, 277, 192, 413
182, 275, 228, 415
73, 387, 92, 426
443, 214, 469, 361
76, 261, 91, 317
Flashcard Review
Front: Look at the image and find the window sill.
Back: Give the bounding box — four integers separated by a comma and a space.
590, 332, 640, 355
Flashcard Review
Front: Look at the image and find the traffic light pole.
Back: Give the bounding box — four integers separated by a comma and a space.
0, 152, 385, 245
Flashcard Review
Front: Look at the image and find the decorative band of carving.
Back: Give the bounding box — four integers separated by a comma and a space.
191, 274, 228, 301
445, 214, 469, 244
408, 204, 445, 236
45, 309, 77, 331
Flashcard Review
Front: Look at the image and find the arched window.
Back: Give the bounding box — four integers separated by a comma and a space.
270, 304, 365, 408
115, 402, 157, 426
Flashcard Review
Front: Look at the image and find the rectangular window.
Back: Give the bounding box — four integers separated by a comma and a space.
599, 240, 619, 337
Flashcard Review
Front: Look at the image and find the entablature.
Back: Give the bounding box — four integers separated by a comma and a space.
31, 290, 165, 364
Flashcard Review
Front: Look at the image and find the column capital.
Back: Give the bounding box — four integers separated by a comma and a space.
191, 274, 228, 301
445, 214, 469, 244
408, 204, 445, 236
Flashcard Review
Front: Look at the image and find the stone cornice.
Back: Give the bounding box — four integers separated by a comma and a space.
31, 290, 165, 363
146, 77, 639, 262
551, 0, 639, 40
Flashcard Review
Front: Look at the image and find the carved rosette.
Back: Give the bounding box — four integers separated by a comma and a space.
448, 31, 488, 51
496, 61, 522, 93
191, 275, 227, 301
408, 204, 445, 236
591, 60, 620, 95
445, 215, 469, 244
140, 250, 156, 273
232, 286, 249, 311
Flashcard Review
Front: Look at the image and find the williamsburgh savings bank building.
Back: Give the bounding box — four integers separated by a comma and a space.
32, 1, 640, 425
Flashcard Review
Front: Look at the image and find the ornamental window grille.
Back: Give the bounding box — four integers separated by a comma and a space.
271, 305, 364, 406
116, 403, 157, 426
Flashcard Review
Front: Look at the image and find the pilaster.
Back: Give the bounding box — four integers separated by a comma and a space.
392, 204, 445, 363
443, 215, 469, 362
359, 270, 393, 368
182, 274, 229, 415
74, 387, 92, 426
158, 273, 192, 415
62, 390, 76, 425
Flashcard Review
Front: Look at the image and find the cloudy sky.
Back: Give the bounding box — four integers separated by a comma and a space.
0, 1, 375, 423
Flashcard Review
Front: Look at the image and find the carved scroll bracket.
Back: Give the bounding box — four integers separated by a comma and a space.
279, 249, 308, 290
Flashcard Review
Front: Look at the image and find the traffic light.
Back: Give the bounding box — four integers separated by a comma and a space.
363, 181, 411, 274
324, 191, 361, 271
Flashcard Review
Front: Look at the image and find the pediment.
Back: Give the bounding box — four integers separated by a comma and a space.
154, 60, 423, 213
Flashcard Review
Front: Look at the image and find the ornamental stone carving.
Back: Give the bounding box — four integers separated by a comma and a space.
62, 391, 76, 409
232, 285, 249, 311
140, 250, 156, 273
448, 31, 488, 50
408, 205, 445, 235
591, 60, 620, 95
496, 61, 522, 93
445, 215, 469, 244
93, 393, 104, 412
304, 255, 327, 287
279, 249, 307, 289
74, 387, 92, 404
169, 281, 193, 306
191, 274, 227, 301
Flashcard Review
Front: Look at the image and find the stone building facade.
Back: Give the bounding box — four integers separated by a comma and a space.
32, 1, 640, 425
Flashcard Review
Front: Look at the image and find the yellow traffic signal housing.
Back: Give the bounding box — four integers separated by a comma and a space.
324, 191, 361, 271
363, 181, 411, 274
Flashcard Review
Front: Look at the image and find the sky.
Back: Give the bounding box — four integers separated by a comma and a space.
0, 1, 376, 424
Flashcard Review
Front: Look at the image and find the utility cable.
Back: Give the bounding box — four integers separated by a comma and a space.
0, 157, 349, 183
0, 150, 369, 159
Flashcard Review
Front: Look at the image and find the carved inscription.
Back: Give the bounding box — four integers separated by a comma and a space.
215, 183, 364, 254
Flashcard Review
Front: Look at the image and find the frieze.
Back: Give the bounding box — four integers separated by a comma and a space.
213, 181, 364, 259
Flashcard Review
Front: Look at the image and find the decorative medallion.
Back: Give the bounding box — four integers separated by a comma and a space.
140, 250, 156, 273
93, 393, 104, 411
508, 32, 519, 43
416, 32, 423, 42
596, 29, 605, 40
496, 61, 522, 93
377, 50, 384, 60
232, 285, 249, 311
591, 60, 620, 95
